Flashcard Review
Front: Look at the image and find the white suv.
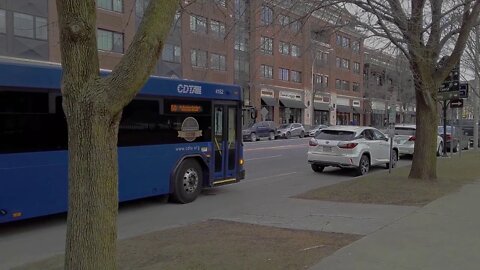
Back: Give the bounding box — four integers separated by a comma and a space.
308, 126, 398, 176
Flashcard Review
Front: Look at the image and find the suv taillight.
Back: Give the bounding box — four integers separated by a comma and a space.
408, 136, 416, 141
338, 142, 358, 149
309, 139, 318, 146
445, 134, 452, 141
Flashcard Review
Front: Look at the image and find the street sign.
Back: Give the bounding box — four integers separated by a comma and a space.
459, 83, 469, 98
260, 107, 269, 118
450, 99, 464, 108
439, 63, 460, 93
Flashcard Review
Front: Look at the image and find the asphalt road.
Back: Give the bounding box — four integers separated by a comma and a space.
0, 137, 411, 269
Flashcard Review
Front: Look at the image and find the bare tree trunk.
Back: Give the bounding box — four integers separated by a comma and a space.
64, 92, 122, 269
409, 85, 438, 180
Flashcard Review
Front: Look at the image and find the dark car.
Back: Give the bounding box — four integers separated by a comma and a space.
242, 121, 276, 141
438, 126, 470, 151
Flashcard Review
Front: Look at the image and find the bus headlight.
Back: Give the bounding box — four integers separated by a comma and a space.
239, 159, 244, 165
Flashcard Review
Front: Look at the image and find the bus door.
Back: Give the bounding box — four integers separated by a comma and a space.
213, 103, 238, 183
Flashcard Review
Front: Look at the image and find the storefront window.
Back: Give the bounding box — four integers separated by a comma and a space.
336, 112, 350, 125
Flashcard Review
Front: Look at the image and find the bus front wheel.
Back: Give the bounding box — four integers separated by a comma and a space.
171, 159, 203, 204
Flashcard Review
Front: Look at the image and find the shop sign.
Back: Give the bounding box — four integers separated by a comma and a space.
280, 91, 302, 101
261, 88, 275, 97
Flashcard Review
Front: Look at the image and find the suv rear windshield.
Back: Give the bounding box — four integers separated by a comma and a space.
315, 130, 356, 141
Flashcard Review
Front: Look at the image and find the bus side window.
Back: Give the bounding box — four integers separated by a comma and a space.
0, 91, 67, 154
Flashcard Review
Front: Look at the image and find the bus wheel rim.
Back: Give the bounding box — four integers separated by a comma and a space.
183, 168, 199, 193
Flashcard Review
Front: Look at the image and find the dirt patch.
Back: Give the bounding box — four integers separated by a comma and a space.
296, 151, 480, 206
15, 220, 361, 270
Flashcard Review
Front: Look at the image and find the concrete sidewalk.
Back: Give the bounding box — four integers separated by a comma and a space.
310, 181, 480, 270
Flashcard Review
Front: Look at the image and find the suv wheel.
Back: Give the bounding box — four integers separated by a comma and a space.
285, 132, 291, 139
357, 155, 370, 176
300, 131, 305, 138
269, 131, 275, 140
250, 133, 257, 142
311, 164, 324, 173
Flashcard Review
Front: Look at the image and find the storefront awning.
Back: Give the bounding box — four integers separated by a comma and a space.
336, 105, 353, 113
261, 96, 277, 107
279, 98, 306, 109
353, 107, 362, 113
314, 102, 330, 111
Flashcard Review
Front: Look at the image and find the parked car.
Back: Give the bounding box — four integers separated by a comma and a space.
308, 124, 328, 137
437, 126, 469, 152
242, 121, 276, 142
308, 126, 399, 176
460, 126, 480, 148
277, 123, 305, 139
393, 124, 444, 157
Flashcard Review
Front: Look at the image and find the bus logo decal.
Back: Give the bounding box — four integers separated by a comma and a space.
178, 117, 202, 142
177, 84, 202, 95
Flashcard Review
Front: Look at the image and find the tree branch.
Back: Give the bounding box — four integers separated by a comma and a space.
105, 0, 179, 114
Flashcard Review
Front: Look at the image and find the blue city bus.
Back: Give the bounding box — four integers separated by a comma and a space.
0, 58, 245, 224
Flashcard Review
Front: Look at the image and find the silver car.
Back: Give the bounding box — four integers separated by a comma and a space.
277, 123, 305, 139
308, 125, 328, 137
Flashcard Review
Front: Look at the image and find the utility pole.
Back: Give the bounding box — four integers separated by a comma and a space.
474, 26, 479, 150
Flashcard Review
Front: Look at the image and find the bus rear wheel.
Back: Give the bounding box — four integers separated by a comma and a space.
171, 159, 203, 204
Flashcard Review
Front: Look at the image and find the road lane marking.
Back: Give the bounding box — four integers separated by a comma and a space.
241, 172, 297, 183
245, 155, 282, 161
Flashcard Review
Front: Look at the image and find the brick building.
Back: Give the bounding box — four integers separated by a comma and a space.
245, 1, 365, 126
363, 47, 416, 127
0, 0, 368, 126
0, 0, 235, 85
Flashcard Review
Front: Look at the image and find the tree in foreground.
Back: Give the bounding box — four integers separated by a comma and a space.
56, 0, 178, 269
344, 0, 480, 180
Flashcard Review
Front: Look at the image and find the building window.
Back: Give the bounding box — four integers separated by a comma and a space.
341, 59, 350, 69
14, 13, 34, 38
291, 44, 300, 57
342, 36, 350, 48
162, 44, 181, 63
279, 41, 289, 55
210, 20, 226, 39
190, 15, 207, 33
191, 49, 207, 68
336, 57, 341, 68
353, 82, 360, 92
260, 36, 273, 55
215, 0, 226, 7
342, 80, 350, 91
279, 14, 290, 26
335, 79, 341, 89
352, 41, 360, 53
291, 70, 302, 83
97, 29, 124, 53
210, 53, 226, 71
353, 62, 360, 73
279, 68, 289, 81
0, 10, 5, 33
261, 5, 273, 25
35, 17, 48, 40
324, 75, 329, 86
235, 33, 248, 51
316, 51, 329, 64
260, 64, 273, 79
336, 34, 342, 46
291, 20, 301, 33
98, 0, 123, 13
